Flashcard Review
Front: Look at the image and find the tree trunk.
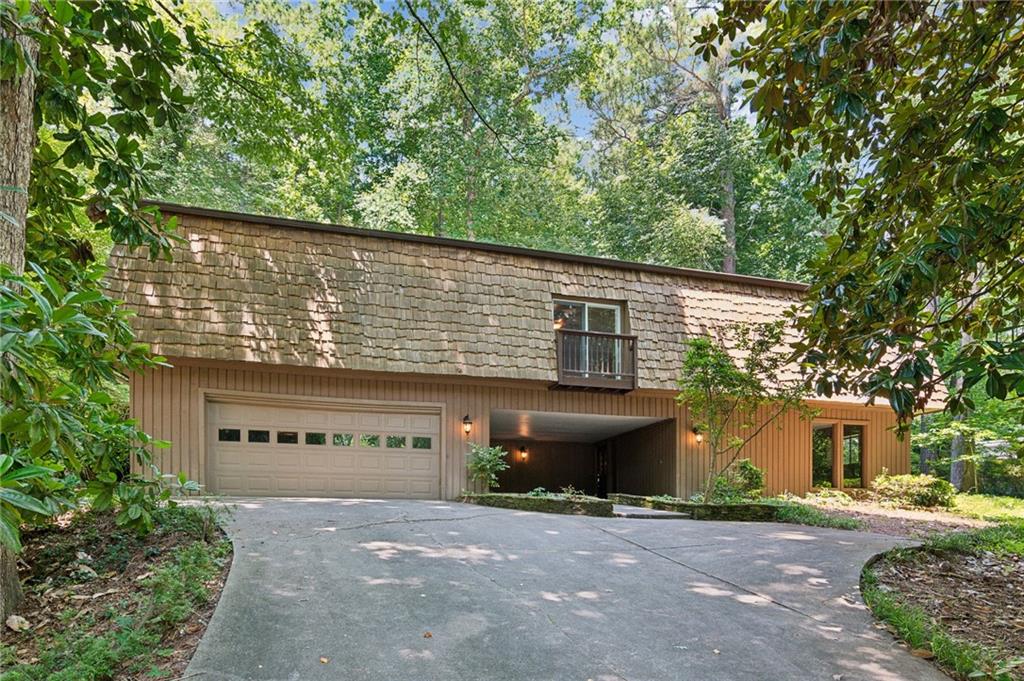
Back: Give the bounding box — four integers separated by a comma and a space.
949, 331, 973, 492
0, 15, 38, 620
716, 79, 736, 273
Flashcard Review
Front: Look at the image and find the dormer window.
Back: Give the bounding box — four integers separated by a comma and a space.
553, 299, 623, 334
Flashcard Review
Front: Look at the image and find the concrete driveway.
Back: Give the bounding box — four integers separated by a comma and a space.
187, 499, 945, 681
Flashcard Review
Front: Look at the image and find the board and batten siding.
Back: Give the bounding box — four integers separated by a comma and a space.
131, 358, 908, 499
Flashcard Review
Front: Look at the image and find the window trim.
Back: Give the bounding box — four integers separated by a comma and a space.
810, 419, 869, 490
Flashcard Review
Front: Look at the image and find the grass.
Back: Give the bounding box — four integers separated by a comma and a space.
1, 505, 231, 681
953, 493, 1024, 523
772, 500, 863, 530
921, 521, 1024, 556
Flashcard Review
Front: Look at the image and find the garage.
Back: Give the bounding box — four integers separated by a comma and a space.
206, 399, 442, 498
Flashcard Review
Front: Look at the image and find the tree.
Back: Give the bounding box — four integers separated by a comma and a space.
699, 1, 1024, 422
0, 0, 263, 617
677, 321, 814, 501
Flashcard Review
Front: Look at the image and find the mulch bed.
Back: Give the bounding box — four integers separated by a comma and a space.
873, 549, 1024, 669
4, 510, 231, 679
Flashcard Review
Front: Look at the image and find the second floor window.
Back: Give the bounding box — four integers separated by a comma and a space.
553, 299, 623, 334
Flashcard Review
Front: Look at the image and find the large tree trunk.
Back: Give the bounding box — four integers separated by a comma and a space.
0, 15, 39, 620
716, 79, 736, 274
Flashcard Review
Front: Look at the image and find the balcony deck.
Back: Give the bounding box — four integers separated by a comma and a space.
553, 329, 638, 393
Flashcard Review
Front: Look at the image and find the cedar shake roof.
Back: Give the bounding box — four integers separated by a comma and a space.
106, 203, 816, 393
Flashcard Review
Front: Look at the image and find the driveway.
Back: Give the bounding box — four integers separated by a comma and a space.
187, 499, 945, 681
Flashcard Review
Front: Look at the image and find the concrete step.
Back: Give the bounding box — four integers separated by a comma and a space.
613, 504, 692, 519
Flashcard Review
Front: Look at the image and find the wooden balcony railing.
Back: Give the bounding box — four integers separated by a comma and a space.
555, 329, 638, 392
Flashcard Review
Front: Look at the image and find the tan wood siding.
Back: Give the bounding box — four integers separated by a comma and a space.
132, 358, 908, 499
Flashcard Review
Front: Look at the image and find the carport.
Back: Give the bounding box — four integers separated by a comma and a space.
489, 409, 677, 497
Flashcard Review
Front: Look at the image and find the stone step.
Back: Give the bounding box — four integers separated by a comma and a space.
612, 504, 692, 519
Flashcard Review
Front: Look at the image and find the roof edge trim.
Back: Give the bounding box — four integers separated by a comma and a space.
144, 200, 810, 293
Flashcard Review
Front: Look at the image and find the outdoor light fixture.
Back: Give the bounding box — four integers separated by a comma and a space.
462, 415, 472, 435
692, 427, 704, 444
519, 446, 529, 463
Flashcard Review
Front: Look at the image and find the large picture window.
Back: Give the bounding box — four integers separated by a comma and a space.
811, 420, 866, 489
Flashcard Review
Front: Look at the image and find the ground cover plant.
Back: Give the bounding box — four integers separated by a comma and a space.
0, 504, 232, 681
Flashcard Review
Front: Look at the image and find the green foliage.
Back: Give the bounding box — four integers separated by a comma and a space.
1, 0, 225, 552
953, 494, 1024, 524
701, 2, 1024, 420
677, 321, 814, 500
922, 523, 1024, 557
772, 502, 861, 531
466, 443, 509, 491
526, 487, 549, 498
1, 506, 229, 681
872, 472, 956, 509
709, 458, 764, 503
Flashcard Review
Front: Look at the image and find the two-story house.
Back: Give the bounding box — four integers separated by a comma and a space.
106, 203, 912, 500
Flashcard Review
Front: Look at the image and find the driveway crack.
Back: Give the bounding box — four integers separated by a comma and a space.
582, 520, 817, 621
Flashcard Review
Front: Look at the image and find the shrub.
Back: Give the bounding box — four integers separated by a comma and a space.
872, 471, 956, 508
710, 459, 765, 502
526, 487, 548, 497
466, 444, 509, 491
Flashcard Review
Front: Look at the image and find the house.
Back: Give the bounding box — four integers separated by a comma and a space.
106, 203, 911, 500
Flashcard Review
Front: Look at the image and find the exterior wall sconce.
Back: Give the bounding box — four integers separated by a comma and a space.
519, 446, 529, 462
462, 415, 473, 435
692, 427, 704, 444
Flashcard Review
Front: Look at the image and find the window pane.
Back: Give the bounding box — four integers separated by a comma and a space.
218, 428, 241, 442
412, 436, 432, 449
386, 435, 406, 448
812, 424, 835, 487
553, 301, 584, 330
360, 434, 380, 447
305, 432, 326, 446
587, 306, 619, 334
843, 425, 864, 488
277, 431, 298, 444
247, 430, 270, 443
333, 433, 354, 447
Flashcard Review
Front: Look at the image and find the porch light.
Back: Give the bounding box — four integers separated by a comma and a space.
462, 415, 473, 435
692, 427, 704, 444
519, 446, 529, 463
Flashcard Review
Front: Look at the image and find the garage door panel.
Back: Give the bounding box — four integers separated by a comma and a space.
208, 400, 441, 499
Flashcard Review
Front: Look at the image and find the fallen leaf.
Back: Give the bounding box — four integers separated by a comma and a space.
910, 649, 934, 659
424, 632, 433, 638
5, 615, 29, 632
320, 656, 330, 664
135, 572, 153, 582
712, 649, 720, 655
91, 589, 119, 600
76, 551, 93, 563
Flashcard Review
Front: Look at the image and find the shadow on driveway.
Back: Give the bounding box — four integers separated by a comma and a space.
186, 498, 945, 681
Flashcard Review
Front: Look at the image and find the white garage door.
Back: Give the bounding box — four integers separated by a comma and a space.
207, 400, 441, 498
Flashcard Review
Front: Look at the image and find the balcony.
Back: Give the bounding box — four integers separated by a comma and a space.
554, 329, 638, 392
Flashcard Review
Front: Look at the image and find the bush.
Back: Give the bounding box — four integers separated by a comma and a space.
977, 453, 1024, 498
466, 444, 509, 491
872, 471, 956, 508
709, 459, 765, 503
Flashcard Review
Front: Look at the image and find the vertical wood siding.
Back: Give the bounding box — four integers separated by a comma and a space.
132, 359, 907, 499
492, 440, 597, 493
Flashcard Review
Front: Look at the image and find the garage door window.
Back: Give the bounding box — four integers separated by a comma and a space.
412, 436, 432, 449
277, 431, 299, 444
333, 433, 354, 446
386, 435, 406, 448
305, 432, 327, 445
218, 428, 241, 442
248, 430, 270, 443
360, 434, 380, 447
